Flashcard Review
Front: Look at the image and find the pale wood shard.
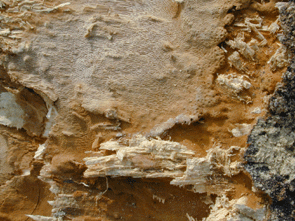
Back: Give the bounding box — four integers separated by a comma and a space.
84, 136, 243, 195
228, 51, 246, 72
171, 145, 242, 194
216, 73, 251, 93
149, 114, 199, 137
84, 135, 195, 178
204, 195, 266, 221
226, 33, 256, 61
231, 123, 252, 137
268, 43, 289, 71
26, 215, 60, 221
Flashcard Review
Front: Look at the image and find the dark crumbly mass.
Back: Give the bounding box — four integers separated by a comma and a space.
244, 1, 295, 220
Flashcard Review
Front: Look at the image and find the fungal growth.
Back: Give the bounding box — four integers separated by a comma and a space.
0, 0, 292, 220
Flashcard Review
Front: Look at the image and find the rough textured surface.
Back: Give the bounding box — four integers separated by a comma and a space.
0, 0, 292, 220
244, 2, 295, 220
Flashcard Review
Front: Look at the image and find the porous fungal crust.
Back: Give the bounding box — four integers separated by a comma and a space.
0, 0, 292, 220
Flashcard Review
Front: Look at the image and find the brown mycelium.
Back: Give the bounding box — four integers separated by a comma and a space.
0, 0, 290, 220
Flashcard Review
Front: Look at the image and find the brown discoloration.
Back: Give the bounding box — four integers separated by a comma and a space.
0, 0, 288, 220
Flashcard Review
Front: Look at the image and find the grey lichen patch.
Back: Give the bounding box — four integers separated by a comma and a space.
245, 116, 295, 194
244, 114, 295, 220
244, 2, 295, 220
